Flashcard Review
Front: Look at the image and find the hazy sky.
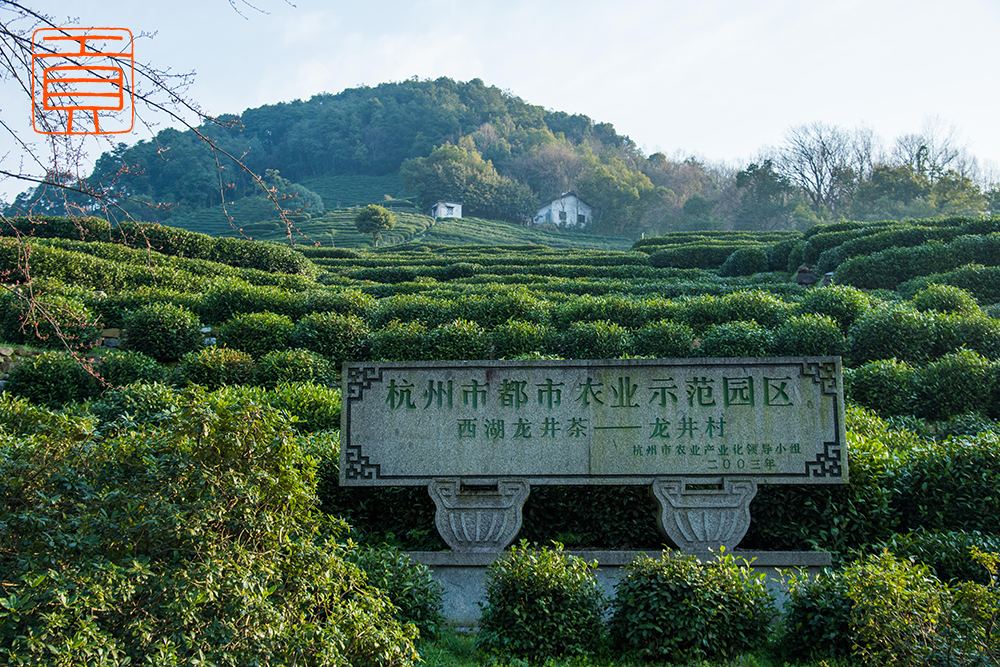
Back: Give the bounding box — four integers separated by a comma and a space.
4, 0, 1000, 200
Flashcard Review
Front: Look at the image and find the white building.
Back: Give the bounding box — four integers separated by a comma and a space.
534, 191, 593, 228
431, 201, 462, 218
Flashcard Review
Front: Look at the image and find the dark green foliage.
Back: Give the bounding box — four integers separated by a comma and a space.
609, 551, 775, 663
912, 283, 982, 315
778, 571, 853, 661
367, 320, 429, 361
291, 312, 371, 367
720, 245, 769, 276
476, 541, 606, 662
559, 320, 632, 359
845, 359, 917, 416
699, 320, 774, 357
520, 486, 662, 549
849, 303, 936, 364
649, 244, 747, 269
675, 290, 796, 333
372, 294, 458, 327
876, 529, 1000, 584
0, 392, 418, 666
0, 291, 101, 350
218, 311, 295, 358
491, 320, 556, 358
931, 312, 1000, 359
121, 302, 203, 363
175, 346, 256, 389
266, 382, 341, 433
5, 351, 97, 407
900, 264, 1000, 305
347, 545, 445, 638
91, 286, 204, 325
424, 319, 490, 360
200, 278, 303, 323
301, 288, 376, 318
893, 433, 1000, 534
95, 349, 169, 387
799, 284, 870, 332
355, 204, 397, 245
772, 313, 848, 357
87, 381, 179, 432
633, 319, 696, 358
252, 348, 336, 388
457, 288, 550, 328
913, 349, 997, 420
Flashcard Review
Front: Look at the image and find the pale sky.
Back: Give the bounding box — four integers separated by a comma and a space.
3, 0, 1000, 201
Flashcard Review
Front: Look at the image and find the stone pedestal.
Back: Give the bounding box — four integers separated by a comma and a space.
651, 477, 758, 552
428, 479, 530, 552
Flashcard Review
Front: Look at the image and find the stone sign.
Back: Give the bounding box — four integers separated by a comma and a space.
341, 357, 846, 552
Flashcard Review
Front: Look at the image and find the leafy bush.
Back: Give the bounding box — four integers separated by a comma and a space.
609, 551, 775, 662
912, 283, 982, 315
347, 545, 444, 638
87, 381, 179, 433
633, 319, 696, 358
121, 302, 203, 363
772, 313, 848, 357
252, 348, 336, 388
720, 245, 769, 276
175, 346, 256, 389
218, 311, 295, 358
778, 570, 853, 661
424, 319, 490, 360
559, 320, 633, 359
876, 529, 1000, 584
849, 303, 936, 364
367, 320, 429, 361
699, 320, 774, 357
200, 278, 303, 323
267, 381, 341, 433
845, 358, 917, 416
5, 351, 97, 407
476, 541, 606, 662
291, 312, 370, 368
95, 349, 169, 387
799, 284, 870, 332
491, 320, 556, 359
913, 349, 997, 420
1, 291, 102, 350
932, 313, 1000, 359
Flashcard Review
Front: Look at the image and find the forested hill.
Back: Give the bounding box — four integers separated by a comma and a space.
6, 77, 997, 244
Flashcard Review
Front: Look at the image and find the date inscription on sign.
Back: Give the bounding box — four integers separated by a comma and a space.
341, 358, 846, 486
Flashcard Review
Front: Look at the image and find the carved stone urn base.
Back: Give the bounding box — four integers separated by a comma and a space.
651, 477, 758, 552
429, 479, 530, 552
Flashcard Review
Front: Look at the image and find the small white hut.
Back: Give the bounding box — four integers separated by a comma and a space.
431, 201, 462, 219
534, 191, 593, 228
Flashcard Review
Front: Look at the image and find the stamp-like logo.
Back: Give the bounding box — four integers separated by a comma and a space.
31, 27, 134, 135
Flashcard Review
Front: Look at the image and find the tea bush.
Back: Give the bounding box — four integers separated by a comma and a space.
633, 319, 696, 358
267, 381, 341, 433
699, 320, 774, 357
845, 359, 917, 416
5, 351, 97, 407
218, 311, 295, 358
799, 284, 870, 332
778, 570, 853, 661
367, 320, 429, 361
491, 320, 556, 359
720, 245, 769, 276
88, 381, 180, 433
772, 313, 848, 357
476, 541, 606, 662
911, 283, 982, 315
300, 288, 377, 318
932, 313, 1000, 359
291, 312, 371, 367
252, 348, 336, 388
372, 294, 457, 328
174, 346, 256, 389
913, 349, 997, 420
849, 303, 936, 364
875, 529, 1000, 584
610, 551, 775, 662
121, 302, 203, 363
424, 319, 490, 360
91, 286, 203, 325
1, 292, 101, 349
559, 320, 633, 359
347, 545, 445, 638
95, 349, 169, 386
200, 278, 303, 323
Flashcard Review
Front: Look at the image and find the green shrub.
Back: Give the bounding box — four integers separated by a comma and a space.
88, 381, 179, 433
372, 294, 456, 328
175, 346, 256, 389
5, 351, 97, 407
200, 278, 302, 323
633, 319, 696, 358
845, 359, 917, 416
95, 349, 169, 387
912, 283, 982, 315
301, 288, 376, 318
91, 286, 203, 326
491, 320, 556, 359
218, 311, 295, 358
367, 320, 429, 361
267, 381, 341, 433
849, 303, 936, 364
459, 288, 550, 328
932, 312, 1000, 359
291, 312, 370, 367
252, 348, 336, 389
720, 245, 769, 276
778, 570, 853, 661
421, 319, 489, 360
609, 551, 775, 663
913, 349, 998, 420
121, 302, 203, 363
559, 320, 633, 359
772, 313, 848, 357
699, 321, 774, 357
1, 292, 102, 350
347, 545, 444, 638
476, 541, 606, 662
876, 529, 1000, 584
799, 284, 870, 332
